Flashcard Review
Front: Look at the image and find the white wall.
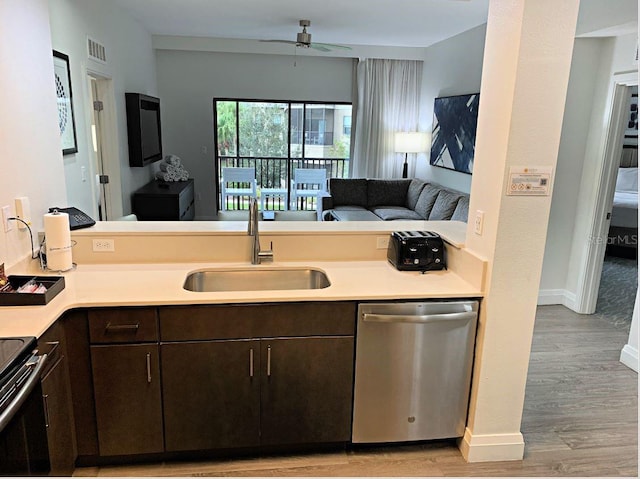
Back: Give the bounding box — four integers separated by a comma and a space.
155, 50, 353, 220
48, 0, 159, 217
538, 37, 611, 303
620, 290, 639, 372
0, 0, 67, 269
416, 24, 487, 194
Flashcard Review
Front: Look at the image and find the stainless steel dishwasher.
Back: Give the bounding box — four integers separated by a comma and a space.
352, 300, 478, 443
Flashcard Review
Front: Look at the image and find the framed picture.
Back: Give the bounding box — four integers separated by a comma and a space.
623, 89, 638, 148
53, 50, 78, 155
430, 93, 480, 174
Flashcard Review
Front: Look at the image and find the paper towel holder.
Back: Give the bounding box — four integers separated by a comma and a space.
39, 239, 77, 272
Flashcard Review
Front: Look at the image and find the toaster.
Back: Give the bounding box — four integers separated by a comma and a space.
387, 231, 446, 272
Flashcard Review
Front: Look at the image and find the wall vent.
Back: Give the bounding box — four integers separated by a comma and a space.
87, 37, 107, 64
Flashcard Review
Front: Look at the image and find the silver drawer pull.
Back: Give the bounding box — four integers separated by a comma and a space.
249, 348, 254, 378
42, 394, 50, 428
105, 322, 140, 333
363, 311, 476, 324
267, 345, 271, 377
146, 352, 152, 383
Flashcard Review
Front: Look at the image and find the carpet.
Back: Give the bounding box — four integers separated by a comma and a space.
595, 254, 638, 330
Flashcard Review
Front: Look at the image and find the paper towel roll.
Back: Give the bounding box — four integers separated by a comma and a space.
45, 211, 73, 271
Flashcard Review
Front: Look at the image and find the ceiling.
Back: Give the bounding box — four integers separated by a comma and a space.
112, 0, 491, 49
112, 0, 637, 53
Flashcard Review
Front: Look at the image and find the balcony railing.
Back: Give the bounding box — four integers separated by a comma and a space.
218, 157, 350, 211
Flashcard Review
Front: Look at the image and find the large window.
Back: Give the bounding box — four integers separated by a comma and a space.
215, 99, 352, 210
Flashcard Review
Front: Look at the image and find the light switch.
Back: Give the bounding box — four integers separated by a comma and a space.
15, 197, 30, 230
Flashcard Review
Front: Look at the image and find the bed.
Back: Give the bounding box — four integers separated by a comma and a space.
608, 166, 638, 255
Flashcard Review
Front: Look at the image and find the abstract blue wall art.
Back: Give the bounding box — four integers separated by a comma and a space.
430, 93, 480, 175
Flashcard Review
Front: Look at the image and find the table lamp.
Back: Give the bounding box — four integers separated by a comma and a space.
394, 132, 429, 178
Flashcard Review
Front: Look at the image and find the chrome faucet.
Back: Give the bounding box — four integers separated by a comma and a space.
248, 197, 273, 264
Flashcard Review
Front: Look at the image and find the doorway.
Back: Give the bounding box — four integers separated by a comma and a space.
574, 72, 638, 315
595, 84, 638, 330
85, 72, 123, 220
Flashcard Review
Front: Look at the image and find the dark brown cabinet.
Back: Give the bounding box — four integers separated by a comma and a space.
132, 179, 194, 221
259, 336, 354, 445
62, 302, 356, 465
161, 340, 261, 452
38, 321, 76, 475
88, 308, 163, 457
90, 344, 163, 456
159, 302, 356, 451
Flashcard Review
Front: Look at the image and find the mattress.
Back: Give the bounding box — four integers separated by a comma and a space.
611, 191, 638, 228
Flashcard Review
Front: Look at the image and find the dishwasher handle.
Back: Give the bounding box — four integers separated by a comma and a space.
362, 311, 476, 324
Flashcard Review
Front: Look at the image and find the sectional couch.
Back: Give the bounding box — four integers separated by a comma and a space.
319, 178, 469, 222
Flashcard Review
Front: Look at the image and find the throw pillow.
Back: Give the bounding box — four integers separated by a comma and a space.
405, 179, 428, 210
429, 189, 464, 220
450, 195, 470, 222
367, 179, 411, 207
414, 184, 441, 219
329, 178, 368, 207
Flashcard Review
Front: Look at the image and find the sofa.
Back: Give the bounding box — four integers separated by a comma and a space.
319, 178, 469, 222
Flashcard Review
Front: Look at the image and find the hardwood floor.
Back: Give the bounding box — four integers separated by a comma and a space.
73, 305, 638, 477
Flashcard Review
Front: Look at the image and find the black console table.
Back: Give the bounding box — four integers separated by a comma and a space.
132, 179, 195, 221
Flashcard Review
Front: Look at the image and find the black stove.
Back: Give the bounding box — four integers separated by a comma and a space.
0, 336, 49, 475
0, 337, 38, 415
0, 337, 37, 377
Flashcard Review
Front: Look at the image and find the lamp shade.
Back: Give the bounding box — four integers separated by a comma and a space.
394, 132, 429, 153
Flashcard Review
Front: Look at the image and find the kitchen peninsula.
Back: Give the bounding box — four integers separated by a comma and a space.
0, 219, 484, 337
0, 220, 485, 473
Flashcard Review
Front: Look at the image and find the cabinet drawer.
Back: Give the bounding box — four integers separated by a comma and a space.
160, 302, 356, 341
89, 308, 158, 344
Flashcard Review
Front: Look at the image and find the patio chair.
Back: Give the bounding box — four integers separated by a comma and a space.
290, 168, 327, 210
220, 167, 257, 210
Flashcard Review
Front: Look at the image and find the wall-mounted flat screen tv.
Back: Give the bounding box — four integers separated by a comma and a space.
430, 93, 480, 175
125, 92, 163, 167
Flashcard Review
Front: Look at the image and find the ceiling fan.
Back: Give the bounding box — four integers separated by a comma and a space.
261, 19, 352, 52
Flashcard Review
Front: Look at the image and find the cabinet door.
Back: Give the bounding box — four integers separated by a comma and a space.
38, 321, 76, 474
90, 344, 163, 456
260, 336, 354, 446
162, 340, 260, 452
41, 355, 75, 475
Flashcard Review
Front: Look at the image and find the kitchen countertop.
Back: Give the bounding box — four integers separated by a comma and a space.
0, 259, 482, 338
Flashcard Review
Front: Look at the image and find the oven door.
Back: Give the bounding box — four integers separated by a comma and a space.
0, 353, 49, 475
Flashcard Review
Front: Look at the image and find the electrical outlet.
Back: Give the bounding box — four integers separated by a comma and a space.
376, 236, 390, 249
1, 205, 12, 233
474, 210, 484, 235
92, 239, 115, 252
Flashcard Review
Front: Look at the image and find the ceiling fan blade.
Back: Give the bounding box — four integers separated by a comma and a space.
312, 42, 352, 51
260, 39, 298, 46
310, 44, 332, 52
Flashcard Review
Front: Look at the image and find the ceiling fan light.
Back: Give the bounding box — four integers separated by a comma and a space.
297, 31, 311, 45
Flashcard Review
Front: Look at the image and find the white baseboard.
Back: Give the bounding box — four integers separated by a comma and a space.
537, 288, 577, 310
620, 344, 639, 372
537, 289, 566, 305
458, 428, 525, 462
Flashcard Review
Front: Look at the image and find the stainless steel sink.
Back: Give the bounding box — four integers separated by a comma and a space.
184, 267, 331, 292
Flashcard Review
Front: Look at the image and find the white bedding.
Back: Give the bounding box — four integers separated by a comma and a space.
611, 167, 638, 228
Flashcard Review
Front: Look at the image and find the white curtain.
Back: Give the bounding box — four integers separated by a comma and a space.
351, 59, 423, 178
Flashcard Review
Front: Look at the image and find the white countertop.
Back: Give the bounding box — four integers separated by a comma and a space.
0, 259, 482, 338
